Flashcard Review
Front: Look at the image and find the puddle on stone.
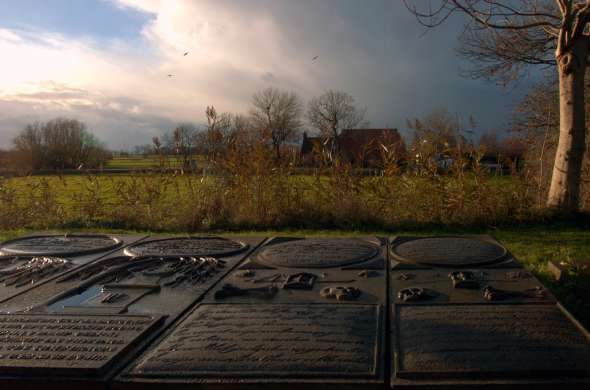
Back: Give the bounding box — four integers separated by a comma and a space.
46, 285, 103, 312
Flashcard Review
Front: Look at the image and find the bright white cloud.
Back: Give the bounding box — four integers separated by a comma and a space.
0, 1, 325, 148
113, 0, 161, 13
0, 0, 518, 149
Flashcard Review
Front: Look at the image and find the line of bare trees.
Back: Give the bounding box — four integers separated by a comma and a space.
150, 88, 367, 170
5, 118, 111, 172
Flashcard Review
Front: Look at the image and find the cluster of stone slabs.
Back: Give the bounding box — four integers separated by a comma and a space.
0, 234, 588, 389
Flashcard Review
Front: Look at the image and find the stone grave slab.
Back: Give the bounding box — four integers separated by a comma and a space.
390, 235, 554, 306
391, 268, 555, 305
1, 236, 262, 313
390, 235, 517, 269
256, 237, 379, 268
389, 235, 590, 388
206, 236, 387, 305
0, 234, 146, 309
124, 236, 248, 258
0, 234, 123, 257
0, 235, 265, 389
120, 303, 382, 388
33, 236, 263, 314
0, 313, 162, 377
116, 237, 387, 389
392, 304, 590, 388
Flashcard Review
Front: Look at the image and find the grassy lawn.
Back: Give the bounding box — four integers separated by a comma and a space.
1, 172, 522, 215
1, 223, 589, 327
105, 155, 208, 169
1, 174, 219, 212
105, 157, 160, 169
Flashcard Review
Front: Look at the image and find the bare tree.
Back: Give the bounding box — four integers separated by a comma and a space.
13, 122, 44, 170
407, 109, 468, 151
172, 125, 198, 169
250, 87, 303, 160
205, 106, 232, 164
403, 0, 590, 212
12, 118, 110, 171
227, 114, 258, 149
479, 129, 501, 154
307, 90, 367, 155
152, 136, 166, 168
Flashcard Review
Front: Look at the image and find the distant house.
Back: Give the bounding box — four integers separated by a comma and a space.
301, 128, 406, 167
480, 137, 527, 174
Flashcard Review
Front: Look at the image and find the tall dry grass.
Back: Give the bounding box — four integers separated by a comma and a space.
0, 141, 540, 232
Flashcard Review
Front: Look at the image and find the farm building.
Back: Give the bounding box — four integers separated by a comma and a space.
300, 128, 406, 167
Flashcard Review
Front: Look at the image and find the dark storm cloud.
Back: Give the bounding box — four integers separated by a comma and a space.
177, 0, 530, 138
0, 0, 536, 149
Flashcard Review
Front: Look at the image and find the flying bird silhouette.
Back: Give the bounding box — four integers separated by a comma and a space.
167, 74, 174, 77
312, 56, 319, 61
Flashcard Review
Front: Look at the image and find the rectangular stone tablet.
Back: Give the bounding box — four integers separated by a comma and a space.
130, 303, 381, 379
395, 304, 590, 379
0, 314, 163, 377
0, 234, 147, 308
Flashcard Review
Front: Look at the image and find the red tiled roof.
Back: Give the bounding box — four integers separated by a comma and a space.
301, 128, 406, 165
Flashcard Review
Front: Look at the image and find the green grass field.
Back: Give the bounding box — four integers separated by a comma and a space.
105, 156, 160, 169
105, 155, 208, 169
0, 172, 528, 229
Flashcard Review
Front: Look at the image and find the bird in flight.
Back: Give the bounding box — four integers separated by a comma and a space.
167, 74, 174, 77
184, 52, 189, 56
312, 55, 319, 61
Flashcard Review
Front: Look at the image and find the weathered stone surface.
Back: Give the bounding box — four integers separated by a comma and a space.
390, 269, 555, 305
257, 238, 379, 268
0, 313, 162, 377
395, 304, 590, 378
0, 235, 146, 308
392, 236, 507, 267
124, 237, 247, 257
1, 236, 263, 314
44, 255, 235, 315
1, 234, 122, 257
129, 304, 381, 379
0, 256, 72, 291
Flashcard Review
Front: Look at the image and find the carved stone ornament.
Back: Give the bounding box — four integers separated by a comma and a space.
320, 286, 361, 301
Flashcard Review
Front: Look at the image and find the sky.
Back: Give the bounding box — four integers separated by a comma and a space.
0, 0, 534, 150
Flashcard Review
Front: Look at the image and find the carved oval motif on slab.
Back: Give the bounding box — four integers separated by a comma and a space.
124, 237, 248, 257
0, 234, 122, 257
257, 238, 379, 268
392, 236, 507, 267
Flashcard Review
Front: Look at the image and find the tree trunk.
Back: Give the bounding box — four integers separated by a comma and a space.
332, 127, 340, 159
547, 38, 588, 212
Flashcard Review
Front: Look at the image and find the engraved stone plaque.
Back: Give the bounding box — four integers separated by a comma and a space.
124, 237, 247, 257
130, 304, 380, 378
0, 256, 72, 302
1, 234, 122, 257
257, 238, 378, 268
396, 305, 590, 378
392, 236, 507, 267
45, 255, 230, 314
0, 314, 162, 377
